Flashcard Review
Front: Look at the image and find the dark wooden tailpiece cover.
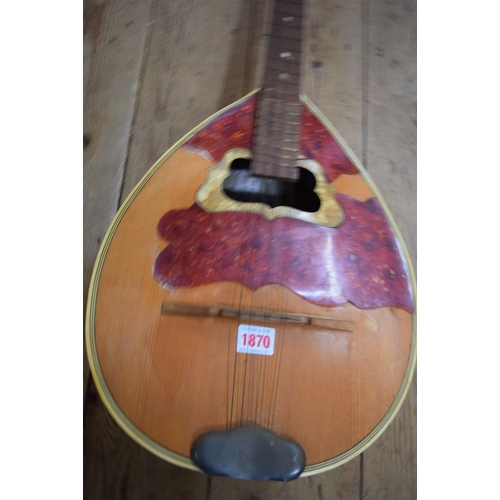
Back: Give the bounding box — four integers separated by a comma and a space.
251, 0, 304, 181
192, 426, 306, 481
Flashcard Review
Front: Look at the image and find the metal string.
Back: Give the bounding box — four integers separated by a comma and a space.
229, 0, 305, 430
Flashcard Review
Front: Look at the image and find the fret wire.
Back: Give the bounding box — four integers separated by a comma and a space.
252, 147, 299, 162
268, 36, 302, 44
254, 126, 299, 136
254, 151, 297, 161
254, 133, 300, 141
255, 140, 301, 150
274, 9, 302, 18
256, 104, 301, 113
262, 89, 299, 96
254, 142, 301, 154
267, 56, 301, 67
267, 42, 302, 54
257, 139, 299, 152
263, 88, 299, 95
261, 98, 301, 106
257, 106, 298, 113
264, 77, 301, 84
257, 117, 300, 126
253, 157, 295, 167
276, 2, 303, 8
268, 70, 301, 80
267, 56, 299, 66
255, 131, 300, 143
268, 40, 302, 48
255, 104, 302, 115
257, 132, 298, 141
268, 58, 300, 66
263, 82, 300, 89
256, 117, 298, 124
261, 97, 299, 104
264, 81, 300, 88
271, 22, 301, 31
255, 128, 298, 135
267, 68, 301, 77
257, 109, 301, 118
254, 118, 301, 130
270, 34, 303, 42
275, 11, 303, 18
265, 77, 299, 84
254, 135, 299, 142
255, 117, 300, 133
254, 159, 295, 165
259, 94, 301, 107
256, 110, 300, 122
267, 59, 300, 69
255, 147, 300, 158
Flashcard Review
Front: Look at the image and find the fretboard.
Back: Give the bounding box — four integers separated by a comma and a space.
251, 0, 304, 181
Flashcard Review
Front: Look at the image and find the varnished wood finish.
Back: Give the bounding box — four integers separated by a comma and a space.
88, 95, 415, 472
84, 0, 416, 497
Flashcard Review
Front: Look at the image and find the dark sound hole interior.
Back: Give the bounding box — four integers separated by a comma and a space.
223, 158, 321, 213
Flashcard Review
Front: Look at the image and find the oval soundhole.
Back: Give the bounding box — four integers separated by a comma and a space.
223, 158, 321, 213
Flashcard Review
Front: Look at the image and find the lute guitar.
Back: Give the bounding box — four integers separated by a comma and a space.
86, 0, 416, 481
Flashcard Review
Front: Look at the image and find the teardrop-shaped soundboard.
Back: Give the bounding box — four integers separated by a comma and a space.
86, 90, 416, 477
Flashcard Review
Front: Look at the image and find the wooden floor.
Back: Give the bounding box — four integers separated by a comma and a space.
83, 0, 417, 498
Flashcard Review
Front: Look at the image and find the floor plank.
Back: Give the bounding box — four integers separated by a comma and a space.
84, 385, 207, 500
302, 0, 364, 156
83, 0, 154, 401
360, 0, 417, 498
363, 0, 417, 268
120, 0, 265, 198
209, 460, 360, 500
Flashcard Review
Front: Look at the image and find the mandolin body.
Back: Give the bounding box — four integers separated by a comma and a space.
86, 91, 416, 476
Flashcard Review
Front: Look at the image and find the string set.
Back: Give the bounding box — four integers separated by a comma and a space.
228, 0, 305, 433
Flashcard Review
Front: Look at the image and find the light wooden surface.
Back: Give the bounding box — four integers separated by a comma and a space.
83, 0, 416, 498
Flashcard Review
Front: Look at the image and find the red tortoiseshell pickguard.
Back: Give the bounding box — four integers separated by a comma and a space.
156, 94, 414, 312
154, 196, 413, 313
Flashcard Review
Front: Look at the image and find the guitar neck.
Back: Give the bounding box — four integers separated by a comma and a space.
250, 0, 304, 181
